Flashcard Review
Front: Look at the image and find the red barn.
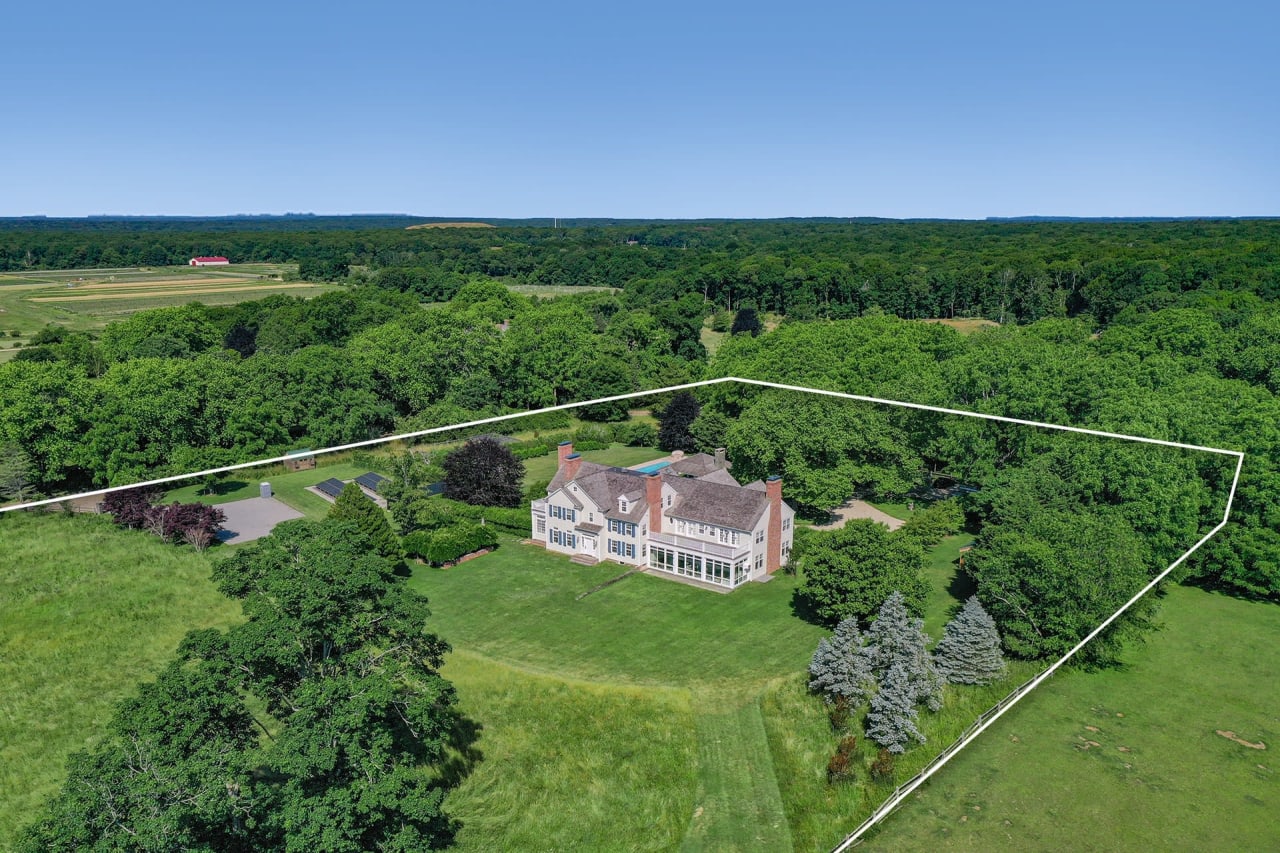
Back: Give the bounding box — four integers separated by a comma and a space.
189, 256, 230, 266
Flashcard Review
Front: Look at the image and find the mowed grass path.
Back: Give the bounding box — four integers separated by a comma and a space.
862, 585, 1279, 852
0, 513, 239, 847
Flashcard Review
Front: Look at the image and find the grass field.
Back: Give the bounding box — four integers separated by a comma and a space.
916, 317, 1000, 334
504, 284, 620, 297
0, 513, 240, 846
7, 472, 1276, 850
406, 222, 496, 229
862, 585, 1279, 852
0, 263, 337, 360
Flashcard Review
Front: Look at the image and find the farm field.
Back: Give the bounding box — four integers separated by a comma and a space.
0, 263, 337, 360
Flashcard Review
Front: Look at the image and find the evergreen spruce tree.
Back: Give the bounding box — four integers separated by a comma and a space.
933, 596, 1007, 685
865, 590, 945, 711
865, 660, 926, 754
329, 483, 402, 558
808, 617, 875, 706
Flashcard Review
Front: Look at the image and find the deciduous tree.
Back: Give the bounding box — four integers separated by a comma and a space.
657, 391, 701, 452
442, 437, 526, 508
796, 521, 930, 625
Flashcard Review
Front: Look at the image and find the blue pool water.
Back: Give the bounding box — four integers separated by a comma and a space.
634, 460, 671, 474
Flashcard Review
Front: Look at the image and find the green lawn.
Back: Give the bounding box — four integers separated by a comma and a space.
0, 513, 239, 848
408, 538, 827, 691
861, 585, 1280, 852
921, 534, 977, 639
10, 500, 1274, 851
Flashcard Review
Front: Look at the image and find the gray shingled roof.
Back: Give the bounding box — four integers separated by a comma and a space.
697, 468, 741, 487
667, 453, 726, 477
665, 474, 770, 531
548, 455, 775, 532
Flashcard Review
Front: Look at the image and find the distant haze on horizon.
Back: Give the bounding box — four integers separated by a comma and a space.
3, 1, 1275, 219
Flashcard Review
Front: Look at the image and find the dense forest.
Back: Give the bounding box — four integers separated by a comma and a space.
3, 217, 1279, 323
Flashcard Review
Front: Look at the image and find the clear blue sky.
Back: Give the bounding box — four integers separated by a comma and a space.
3, 1, 1275, 218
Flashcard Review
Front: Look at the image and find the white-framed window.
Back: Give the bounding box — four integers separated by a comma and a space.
650, 546, 675, 571
607, 518, 637, 536
549, 505, 577, 522
608, 539, 636, 558
550, 529, 577, 548
755, 529, 764, 544
619, 499, 629, 512
536, 518, 545, 534
782, 517, 791, 531
665, 495, 672, 507
755, 552, 764, 571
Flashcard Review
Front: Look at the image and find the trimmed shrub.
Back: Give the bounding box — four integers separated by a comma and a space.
614, 421, 658, 447
415, 522, 499, 565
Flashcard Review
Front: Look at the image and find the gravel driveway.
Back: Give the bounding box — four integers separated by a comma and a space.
811, 499, 905, 531
216, 497, 304, 543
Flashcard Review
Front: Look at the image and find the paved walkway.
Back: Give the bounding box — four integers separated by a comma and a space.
811, 499, 905, 531
216, 497, 304, 543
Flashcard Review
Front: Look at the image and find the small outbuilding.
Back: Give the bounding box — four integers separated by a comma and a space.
283, 449, 317, 472
189, 256, 230, 266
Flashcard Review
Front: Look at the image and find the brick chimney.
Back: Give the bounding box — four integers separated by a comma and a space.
557, 441, 573, 468
766, 475, 783, 574
646, 472, 663, 534
564, 452, 582, 482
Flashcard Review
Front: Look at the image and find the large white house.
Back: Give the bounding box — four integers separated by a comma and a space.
531, 442, 795, 590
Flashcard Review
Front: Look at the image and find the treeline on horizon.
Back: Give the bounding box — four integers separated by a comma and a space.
3, 218, 1280, 324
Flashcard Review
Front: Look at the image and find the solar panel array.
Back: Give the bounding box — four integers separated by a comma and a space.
315, 478, 346, 498
355, 471, 388, 491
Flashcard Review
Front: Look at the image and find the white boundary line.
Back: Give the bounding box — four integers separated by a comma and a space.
0, 377, 1245, 849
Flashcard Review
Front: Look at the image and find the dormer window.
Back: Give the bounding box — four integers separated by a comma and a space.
620, 499, 629, 513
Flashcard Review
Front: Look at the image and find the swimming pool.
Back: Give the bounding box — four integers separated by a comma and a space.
633, 460, 671, 474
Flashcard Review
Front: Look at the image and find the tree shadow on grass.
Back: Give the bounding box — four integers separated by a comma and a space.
203, 479, 249, 497
790, 585, 828, 627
